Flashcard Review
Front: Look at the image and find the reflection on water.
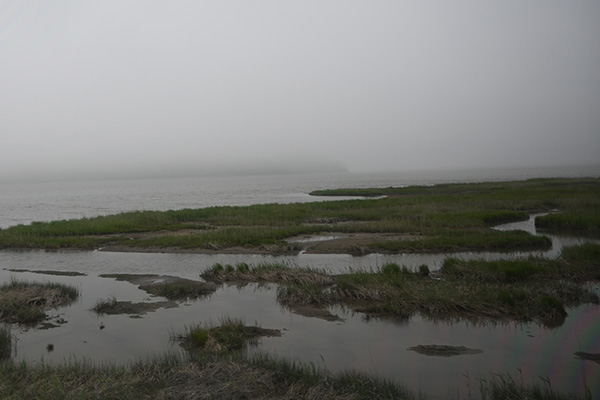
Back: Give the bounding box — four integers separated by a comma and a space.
1, 215, 599, 399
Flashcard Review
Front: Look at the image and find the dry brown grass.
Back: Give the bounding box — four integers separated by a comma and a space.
0, 280, 79, 324
202, 263, 334, 286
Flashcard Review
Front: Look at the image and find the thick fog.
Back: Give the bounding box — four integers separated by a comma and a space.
1, 1, 599, 182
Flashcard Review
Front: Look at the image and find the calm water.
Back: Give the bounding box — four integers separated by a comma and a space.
1, 166, 600, 399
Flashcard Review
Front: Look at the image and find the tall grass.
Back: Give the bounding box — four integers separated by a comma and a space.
0, 353, 419, 400
479, 373, 591, 400
177, 317, 281, 353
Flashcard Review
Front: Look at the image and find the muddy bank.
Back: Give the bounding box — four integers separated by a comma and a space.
408, 344, 483, 357
5, 269, 86, 276
99, 274, 218, 300
99, 243, 288, 255
92, 298, 177, 316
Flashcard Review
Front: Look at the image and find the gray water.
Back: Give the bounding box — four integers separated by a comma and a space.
2, 165, 598, 229
1, 167, 600, 399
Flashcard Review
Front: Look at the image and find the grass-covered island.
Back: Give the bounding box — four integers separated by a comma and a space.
1, 177, 599, 399
0, 178, 598, 254
201, 243, 600, 327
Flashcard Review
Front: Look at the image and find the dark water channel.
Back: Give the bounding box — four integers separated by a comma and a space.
1, 216, 599, 399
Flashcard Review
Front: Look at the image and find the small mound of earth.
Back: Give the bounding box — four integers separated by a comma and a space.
574, 351, 600, 364
408, 344, 483, 357
6, 269, 86, 276
93, 300, 177, 316
288, 305, 344, 322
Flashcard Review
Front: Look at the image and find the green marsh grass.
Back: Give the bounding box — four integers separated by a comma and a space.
0, 353, 419, 400
202, 247, 599, 326
178, 317, 281, 353
366, 229, 552, 253
201, 262, 334, 286
92, 296, 118, 314
1, 178, 597, 253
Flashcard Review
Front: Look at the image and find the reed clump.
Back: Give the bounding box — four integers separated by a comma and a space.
0, 278, 79, 324
177, 318, 281, 354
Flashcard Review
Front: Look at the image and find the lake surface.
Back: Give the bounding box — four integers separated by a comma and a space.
1, 166, 599, 399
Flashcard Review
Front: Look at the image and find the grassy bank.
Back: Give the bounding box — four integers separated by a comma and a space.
0, 178, 597, 253
0, 352, 588, 399
310, 177, 600, 238
0, 353, 416, 400
202, 244, 600, 326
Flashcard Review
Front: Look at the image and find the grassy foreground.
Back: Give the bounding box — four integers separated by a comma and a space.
0, 354, 416, 400
0, 178, 597, 253
0, 320, 588, 400
0, 352, 588, 399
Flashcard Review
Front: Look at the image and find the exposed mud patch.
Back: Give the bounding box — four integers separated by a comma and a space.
287, 305, 344, 322
92, 298, 177, 316
574, 351, 600, 364
408, 344, 483, 357
299, 233, 419, 254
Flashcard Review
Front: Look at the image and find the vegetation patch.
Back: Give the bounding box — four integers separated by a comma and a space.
408, 344, 483, 357
98, 274, 217, 300
0, 178, 597, 254
176, 318, 281, 353
92, 297, 177, 316
0, 278, 79, 324
199, 246, 599, 326
0, 353, 418, 400
363, 229, 552, 254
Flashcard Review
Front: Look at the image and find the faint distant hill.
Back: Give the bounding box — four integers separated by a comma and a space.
2, 158, 348, 184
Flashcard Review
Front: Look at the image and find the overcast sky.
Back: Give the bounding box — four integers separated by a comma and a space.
1, 1, 599, 181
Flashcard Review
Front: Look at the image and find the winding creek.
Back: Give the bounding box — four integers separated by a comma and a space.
1, 216, 599, 399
